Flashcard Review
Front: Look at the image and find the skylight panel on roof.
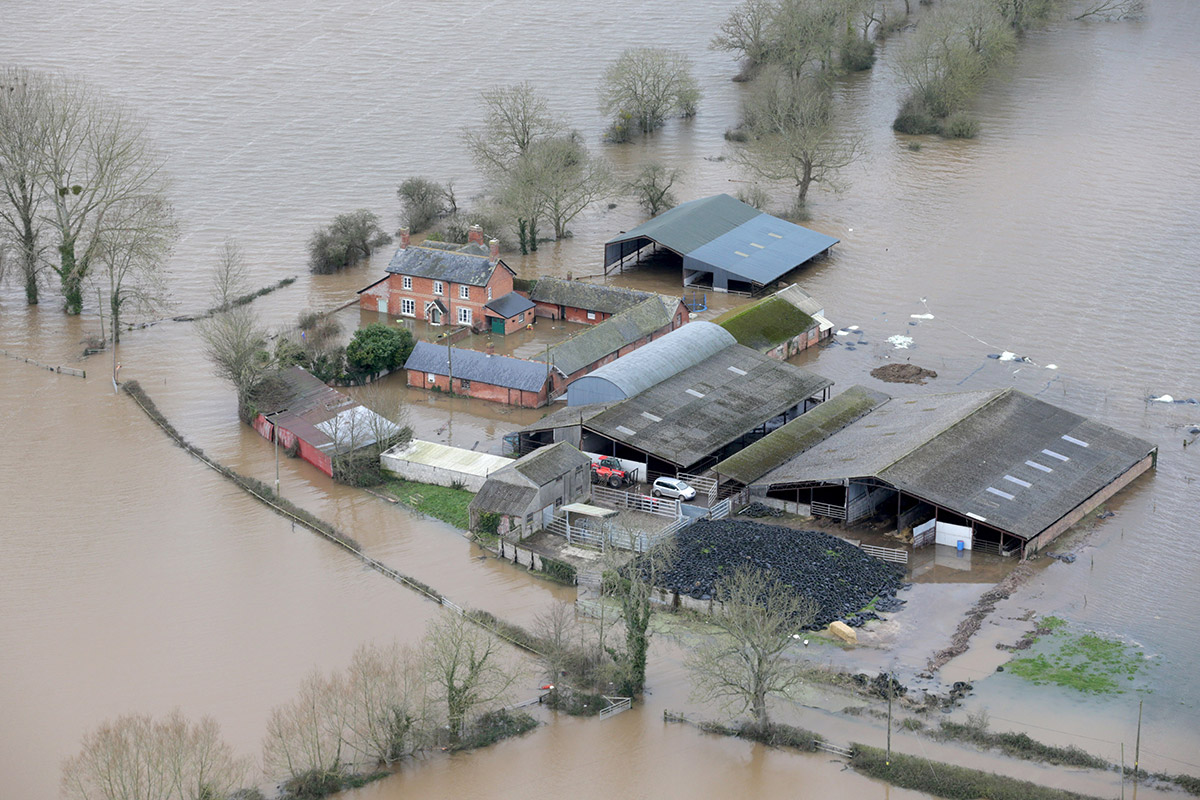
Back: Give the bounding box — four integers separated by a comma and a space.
1025, 460, 1053, 473
641, 412, 663, 423
1004, 475, 1032, 488
1041, 449, 1069, 461
734, 251, 750, 257
987, 487, 1015, 500
767, 232, 783, 239
966, 512, 988, 522
686, 388, 705, 398
1061, 435, 1090, 447
727, 366, 747, 375
750, 242, 765, 249
616, 425, 637, 436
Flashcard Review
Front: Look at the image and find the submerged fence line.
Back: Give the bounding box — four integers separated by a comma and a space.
1, 348, 86, 378
120, 379, 545, 658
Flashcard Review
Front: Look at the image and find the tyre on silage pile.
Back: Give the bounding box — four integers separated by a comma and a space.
636, 519, 907, 629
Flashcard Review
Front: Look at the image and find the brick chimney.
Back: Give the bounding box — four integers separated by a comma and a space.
399, 227, 410, 249
489, 238, 500, 264
468, 224, 484, 246
486, 341, 495, 357
566, 271, 573, 281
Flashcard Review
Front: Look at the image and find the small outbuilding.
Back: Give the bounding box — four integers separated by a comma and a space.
604, 194, 840, 294
469, 442, 593, 539
715, 284, 834, 359
483, 292, 536, 336
252, 366, 403, 477
380, 439, 512, 492
404, 340, 552, 408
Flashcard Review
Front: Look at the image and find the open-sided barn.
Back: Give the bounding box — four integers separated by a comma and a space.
604, 194, 839, 293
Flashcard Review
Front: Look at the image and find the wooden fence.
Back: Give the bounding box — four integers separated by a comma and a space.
1, 348, 86, 378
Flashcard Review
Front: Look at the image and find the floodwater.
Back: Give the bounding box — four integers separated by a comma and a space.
2, 0, 1199, 797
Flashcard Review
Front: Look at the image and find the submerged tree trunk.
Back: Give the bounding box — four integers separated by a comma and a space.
59, 238, 84, 315
20, 220, 38, 305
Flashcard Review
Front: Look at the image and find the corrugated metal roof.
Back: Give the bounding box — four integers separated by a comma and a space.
380, 439, 512, 477
484, 292, 535, 319
508, 441, 591, 486
535, 296, 674, 377
715, 385, 890, 485
584, 344, 833, 469
760, 390, 998, 485
688, 212, 838, 286
385, 242, 511, 287
755, 388, 1156, 539
404, 341, 549, 392
520, 401, 616, 433
261, 367, 394, 454
566, 321, 736, 405
605, 194, 760, 256
528, 278, 654, 314
469, 478, 538, 518
775, 284, 824, 317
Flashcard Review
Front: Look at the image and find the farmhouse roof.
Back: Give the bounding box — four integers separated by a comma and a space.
469, 479, 538, 518
385, 241, 513, 287
508, 441, 591, 487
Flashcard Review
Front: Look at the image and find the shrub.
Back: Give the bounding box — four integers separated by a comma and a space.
476, 512, 501, 536
724, 127, 749, 143
544, 687, 608, 716
540, 557, 577, 585
942, 111, 979, 139
308, 210, 390, 274
345, 323, 414, 375
454, 710, 537, 751
893, 96, 940, 135
735, 185, 771, 210
840, 37, 877, 72
280, 769, 347, 800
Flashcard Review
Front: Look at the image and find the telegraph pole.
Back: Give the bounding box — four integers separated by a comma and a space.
1133, 699, 1143, 799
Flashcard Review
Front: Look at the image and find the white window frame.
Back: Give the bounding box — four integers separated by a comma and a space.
433, 280, 444, 295
458, 307, 472, 325
400, 298, 415, 317
586, 311, 596, 320
401, 275, 412, 290
459, 284, 470, 300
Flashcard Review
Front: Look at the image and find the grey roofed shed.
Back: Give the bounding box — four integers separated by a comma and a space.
385, 241, 512, 287
604, 194, 840, 291
508, 441, 592, 486
714, 385, 890, 486
404, 341, 548, 392
535, 296, 674, 377
567, 321, 736, 406
485, 292, 535, 318
583, 344, 833, 470
469, 479, 538, 518
529, 277, 652, 314
757, 388, 1157, 540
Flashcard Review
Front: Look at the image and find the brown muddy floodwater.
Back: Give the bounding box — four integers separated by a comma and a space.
2, 1, 1199, 798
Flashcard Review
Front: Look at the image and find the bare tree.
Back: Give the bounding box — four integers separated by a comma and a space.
525, 135, 613, 240
38, 75, 171, 315
733, 70, 860, 212
262, 670, 352, 789
62, 710, 250, 800
396, 177, 449, 233
599, 48, 701, 138
626, 163, 682, 217
327, 381, 410, 486
496, 153, 548, 255
341, 641, 431, 766
308, 209, 390, 274
1073, 0, 1143, 20
0, 66, 50, 305
463, 82, 565, 176
210, 238, 249, 311
686, 566, 818, 729
93, 192, 178, 345
199, 305, 275, 422
712, 0, 779, 77
422, 613, 519, 738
